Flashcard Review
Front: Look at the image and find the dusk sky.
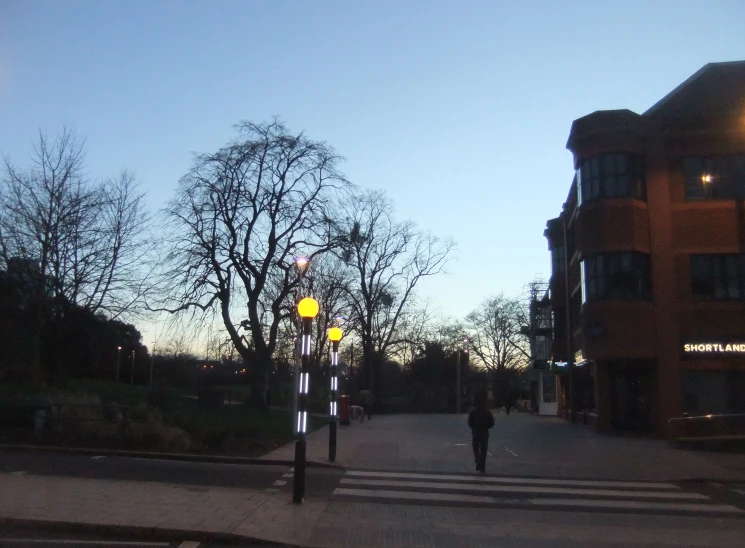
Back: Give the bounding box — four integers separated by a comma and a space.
1, 0, 744, 343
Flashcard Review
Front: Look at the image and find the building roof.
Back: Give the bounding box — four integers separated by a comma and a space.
643, 61, 745, 129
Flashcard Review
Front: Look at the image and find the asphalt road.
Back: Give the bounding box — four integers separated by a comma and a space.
0, 526, 291, 547
0, 450, 344, 498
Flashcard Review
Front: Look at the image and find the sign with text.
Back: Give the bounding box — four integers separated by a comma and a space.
683, 342, 745, 355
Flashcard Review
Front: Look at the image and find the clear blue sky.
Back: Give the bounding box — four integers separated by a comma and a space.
1, 0, 744, 332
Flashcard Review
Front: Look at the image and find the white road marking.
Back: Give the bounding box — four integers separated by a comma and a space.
178, 542, 201, 548
532, 498, 744, 513
345, 470, 679, 490
454, 443, 467, 446
90, 456, 106, 460
273, 479, 287, 486
340, 478, 708, 500
333, 488, 743, 514
334, 487, 496, 504
0, 540, 169, 546
281, 473, 294, 479
10, 471, 26, 475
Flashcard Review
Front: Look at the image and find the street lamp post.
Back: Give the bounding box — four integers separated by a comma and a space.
116, 346, 122, 382
328, 326, 343, 462
292, 257, 310, 433
294, 296, 319, 504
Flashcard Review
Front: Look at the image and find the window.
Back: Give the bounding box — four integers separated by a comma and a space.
690, 254, 745, 300
578, 154, 645, 204
684, 155, 745, 200
681, 370, 745, 415
551, 245, 565, 273
581, 252, 651, 302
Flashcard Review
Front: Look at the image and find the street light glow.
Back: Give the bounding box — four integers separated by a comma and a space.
328, 327, 343, 342
294, 256, 309, 270
702, 174, 713, 183
297, 297, 319, 319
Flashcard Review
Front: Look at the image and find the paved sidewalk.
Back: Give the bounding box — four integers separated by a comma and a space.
263, 412, 745, 481
2, 471, 745, 547
3, 413, 745, 547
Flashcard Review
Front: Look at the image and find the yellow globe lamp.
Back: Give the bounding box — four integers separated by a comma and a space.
328, 327, 343, 343
297, 297, 319, 319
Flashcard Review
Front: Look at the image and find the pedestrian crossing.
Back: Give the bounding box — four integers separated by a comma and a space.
331, 470, 745, 516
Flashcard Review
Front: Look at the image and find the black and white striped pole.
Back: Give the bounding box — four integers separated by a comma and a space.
293, 297, 319, 504
328, 326, 343, 462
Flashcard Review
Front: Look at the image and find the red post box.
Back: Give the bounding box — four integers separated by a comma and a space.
339, 395, 350, 425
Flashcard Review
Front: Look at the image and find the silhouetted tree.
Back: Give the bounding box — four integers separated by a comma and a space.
337, 190, 455, 400
156, 119, 348, 405
465, 294, 529, 406
1, 128, 151, 380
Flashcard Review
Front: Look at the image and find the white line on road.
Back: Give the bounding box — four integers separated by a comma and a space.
531, 498, 744, 514
178, 542, 201, 548
334, 487, 496, 505
0, 540, 169, 546
90, 456, 106, 460
339, 478, 708, 500
10, 471, 26, 475
345, 470, 679, 490
273, 479, 287, 486
333, 488, 744, 514
281, 473, 294, 479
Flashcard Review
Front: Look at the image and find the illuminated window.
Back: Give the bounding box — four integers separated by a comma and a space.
581, 252, 651, 302
578, 154, 646, 204
690, 254, 745, 300
684, 155, 745, 200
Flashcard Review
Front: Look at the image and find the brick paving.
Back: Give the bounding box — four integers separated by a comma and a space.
2, 413, 745, 547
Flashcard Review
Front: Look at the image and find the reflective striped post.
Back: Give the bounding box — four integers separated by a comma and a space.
328, 327, 343, 462
294, 297, 319, 504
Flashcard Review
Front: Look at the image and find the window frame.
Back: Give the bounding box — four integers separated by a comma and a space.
684, 155, 745, 201
578, 153, 646, 204
690, 253, 745, 301
581, 251, 652, 303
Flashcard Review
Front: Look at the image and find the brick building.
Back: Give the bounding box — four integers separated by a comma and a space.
545, 61, 745, 436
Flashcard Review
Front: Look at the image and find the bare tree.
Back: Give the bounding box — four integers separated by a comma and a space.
337, 189, 455, 396
1, 128, 151, 380
465, 294, 530, 374
156, 119, 348, 404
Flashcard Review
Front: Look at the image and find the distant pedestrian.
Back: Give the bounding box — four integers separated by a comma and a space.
468, 391, 494, 474
364, 390, 375, 421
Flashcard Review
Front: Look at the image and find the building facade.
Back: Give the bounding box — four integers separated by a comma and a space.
545, 61, 745, 436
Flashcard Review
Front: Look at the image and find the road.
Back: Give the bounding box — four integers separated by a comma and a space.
0, 525, 290, 548
2, 412, 745, 547
0, 449, 344, 499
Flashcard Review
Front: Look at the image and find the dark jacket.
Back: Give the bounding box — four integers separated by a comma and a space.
468, 407, 495, 434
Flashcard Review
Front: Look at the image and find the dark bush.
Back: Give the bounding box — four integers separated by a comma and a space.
198, 386, 226, 409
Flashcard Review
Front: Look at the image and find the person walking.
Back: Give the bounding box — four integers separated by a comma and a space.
364, 390, 374, 421
468, 390, 494, 473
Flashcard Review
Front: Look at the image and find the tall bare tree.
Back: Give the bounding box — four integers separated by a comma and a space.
465, 294, 530, 374
337, 189, 455, 397
1, 128, 151, 380
157, 119, 348, 404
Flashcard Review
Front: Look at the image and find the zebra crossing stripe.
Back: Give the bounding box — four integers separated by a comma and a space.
333, 488, 744, 514
345, 470, 679, 490
335, 487, 496, 505
339, 478, 707, 500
